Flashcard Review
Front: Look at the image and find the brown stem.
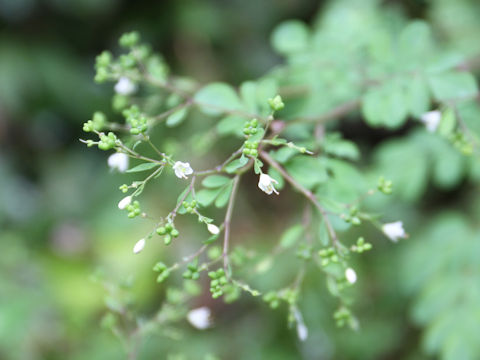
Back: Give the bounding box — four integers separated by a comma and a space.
223, 175, 241, 277
260, 151, 341, 251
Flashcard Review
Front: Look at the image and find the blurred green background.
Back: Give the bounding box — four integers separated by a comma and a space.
2, 0, 480, 359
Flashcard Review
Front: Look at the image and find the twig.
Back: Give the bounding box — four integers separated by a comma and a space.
223, 175, 241, 277
260, 151, 341, 251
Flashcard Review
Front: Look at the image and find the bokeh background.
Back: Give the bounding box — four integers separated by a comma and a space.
2, 0, 480, 359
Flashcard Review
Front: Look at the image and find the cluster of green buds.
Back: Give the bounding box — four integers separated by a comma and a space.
333, 307, 353, 328
243, 118, 259, 136
377, 176, 393, 195
350, 237, 372, 253
153, 262, 170, 283
94, 51, 113, 83
243, 140, 259, 157
343, 206, 361, 225
318, 247, 339, 267
119, 184, 129, 193
449, 131, 474, 155
126, 200, 141, 218
268, 95, 285, 112
208, 268, 228, 298
119, 31, 140, 48
83, 112, 106, 132
98, 132, 118, 151
296, 243, 313, 260
123, 105, 148, 135
182, 260, 200, 280
263, 291, 280, 309
182, 200, 198, 214
263, 288, 297, 309
156, 222, 179, 245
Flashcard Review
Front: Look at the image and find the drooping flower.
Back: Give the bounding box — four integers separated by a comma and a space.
345, 268, 357, 284
187, 307, 212, 330
293, 307, 308, 342
420, 110, 441, 133
382, 221, 407, 242
258, 173, 279, 195
114, 76, 137, 96
108, 153, 129, 173
173, 161, 193, 179
133, 238, 145, 254
118, 196, 132, 210
207, 223, 220, 235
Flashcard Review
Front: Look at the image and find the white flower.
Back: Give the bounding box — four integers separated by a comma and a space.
118, 196, 132, 210
382, 221, 407, 242
293, 307, 308, 342
345, 268, 357, 284
133, 238, 145, 254
187, 307, 212, 330
207, 223, 220, 235
173, 161, 193, 179
108, 153, 129, 173
114, 76, 137, 96
258, 173, 279, 195
420, 110, 441, 133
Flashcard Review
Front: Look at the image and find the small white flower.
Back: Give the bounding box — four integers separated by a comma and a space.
420, 110, 441, 133
187, 307, 212, 330
345, 268, 357, 284
114, 76, 137, 96
258, 173, 279, 195
382, 221, 407, 242
173, 161, 193, 179
118, 196, 132, 210
133, 238, 145, 254
293, 307, 308, 342
207, 223, 220, 235
108, 153, 129, 173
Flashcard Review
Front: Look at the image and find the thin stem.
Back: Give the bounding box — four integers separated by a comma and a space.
170, 176, 196, 220
260, 151, 341, 251
223, 175, 241, 277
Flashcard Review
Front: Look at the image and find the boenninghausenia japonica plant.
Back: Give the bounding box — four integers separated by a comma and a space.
81, 4, 480, 358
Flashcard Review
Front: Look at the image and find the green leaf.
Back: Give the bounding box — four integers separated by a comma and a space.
398, 21, 433, 69
280, 225, 303, 249
202, 175, 231, 188
324, 134, 360, 160
194, 82, 244, 116
215, 181, 234, 208
271, 20, 309, 55
225, 157, 248, 173
166, 107, 188, 127
126, 162, 160, 173
267, 167, 284, 190
362, 80, 408, 128
428, 72, 478, 101
285, 155, 327, 190
437, 108, 456, 137
216, 115, 245, 137
408, 74, 430, 117
196, 188, 222, 207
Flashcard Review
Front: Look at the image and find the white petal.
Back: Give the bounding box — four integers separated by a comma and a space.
187, 307, 212, 330
114, 77, 137, 95
420, 110, 441, 133
345, 268, 357, 284
207, 224, 220, 235
173, 161, 193, 179
382, 221, 406, 242
293, 307, 308, 342
118, 196, 132, 210
108, 153, 129, 173
258, 173, 279, 195
133, 238, 145, 254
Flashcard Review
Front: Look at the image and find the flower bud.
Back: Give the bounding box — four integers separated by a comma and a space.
118, 196, 132, 210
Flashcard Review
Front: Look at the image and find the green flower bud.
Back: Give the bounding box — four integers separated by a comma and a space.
268, 95, 285, 112
156, 226, 166, 235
